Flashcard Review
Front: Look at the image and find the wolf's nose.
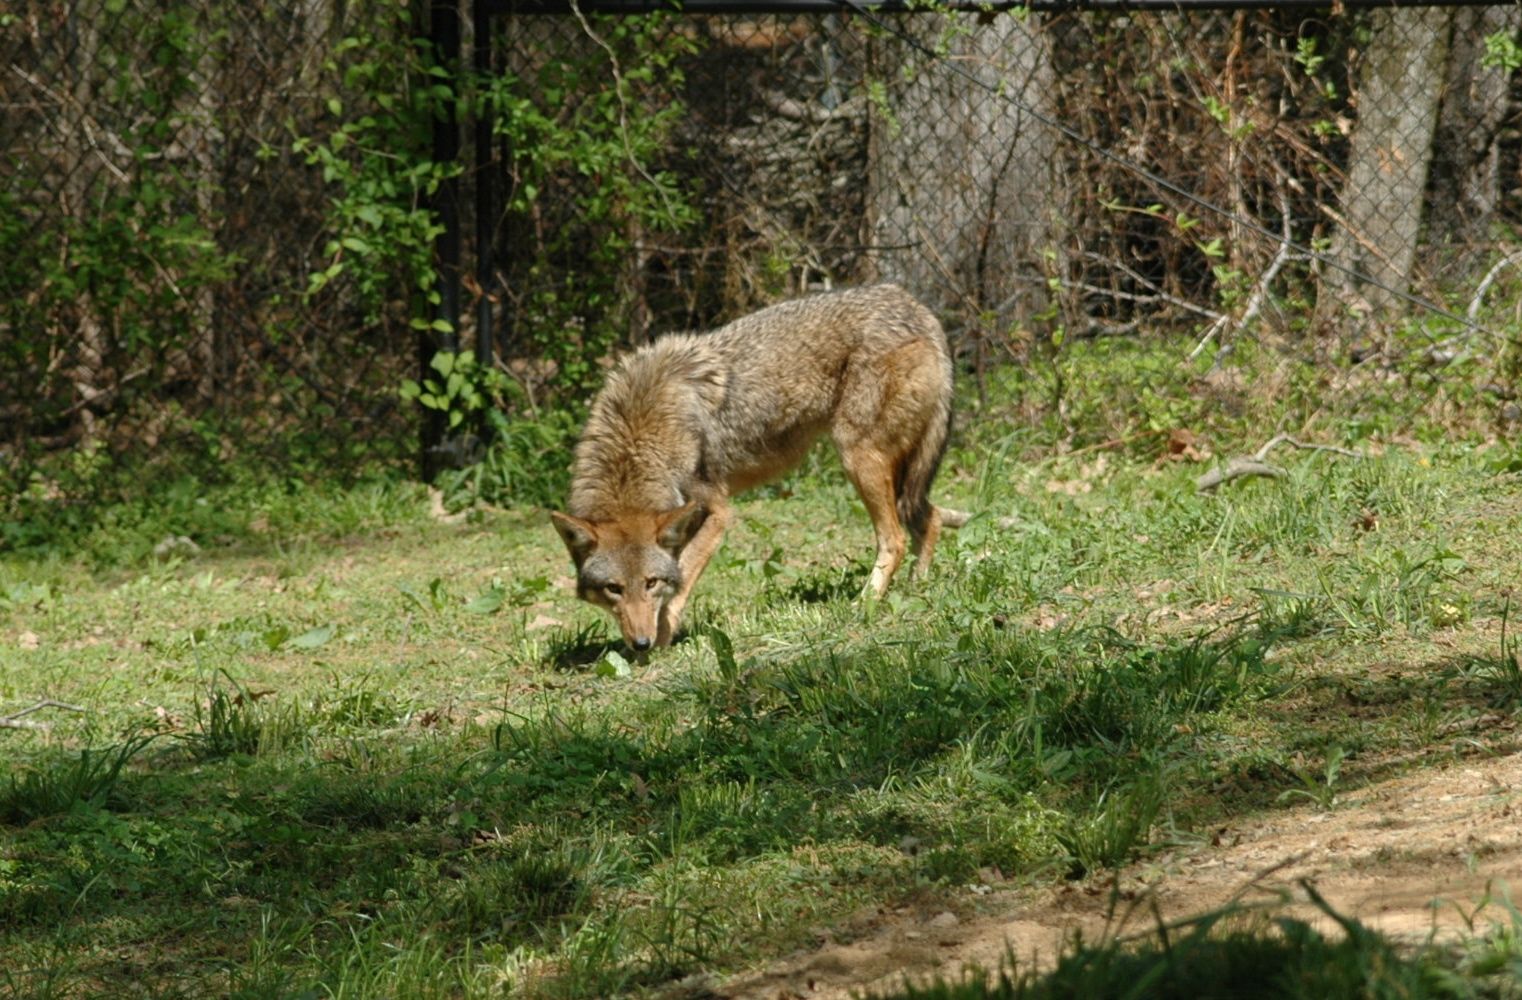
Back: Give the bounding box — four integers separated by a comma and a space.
632, 636, 653, 652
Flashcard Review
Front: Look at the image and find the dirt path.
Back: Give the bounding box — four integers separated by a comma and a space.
725, 750, 1522, 1000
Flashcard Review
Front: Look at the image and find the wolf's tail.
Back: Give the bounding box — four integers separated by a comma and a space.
896, 392, 954, 547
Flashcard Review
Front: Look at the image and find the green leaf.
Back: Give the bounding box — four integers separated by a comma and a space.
398, 583, 429, 612
464, 587, 505, 615
710, 628, 738, 680
595, 650, 632, 679
288, 624, 336, 650
508, 575, 551, 606
426, 577, 448, 611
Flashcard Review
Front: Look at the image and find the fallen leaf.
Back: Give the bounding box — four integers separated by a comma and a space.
464, 588, 505, 615
288, 624, 335, 649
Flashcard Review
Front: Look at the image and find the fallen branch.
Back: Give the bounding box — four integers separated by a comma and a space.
1195, 458, 1285, 492
1197, 434, 1363, 493
1, 699, 85, 731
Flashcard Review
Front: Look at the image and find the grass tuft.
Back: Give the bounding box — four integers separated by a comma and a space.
0, 734, 154, 823
183, 671, 309, 759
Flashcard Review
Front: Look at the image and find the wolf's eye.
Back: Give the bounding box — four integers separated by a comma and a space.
604, 583, 623, 598
645, 577, 662, 592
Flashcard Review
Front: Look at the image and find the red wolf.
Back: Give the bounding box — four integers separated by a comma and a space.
551, 284, 967, 651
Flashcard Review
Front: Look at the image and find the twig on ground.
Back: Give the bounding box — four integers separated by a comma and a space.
1195, 458, 1285, 492
1196, 434, 1363, 493
1, 699, 85, 731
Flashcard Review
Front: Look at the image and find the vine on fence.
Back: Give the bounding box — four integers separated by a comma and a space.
1, 4, 238, 470
480, 9, 698, 398
292, 1, 457, 317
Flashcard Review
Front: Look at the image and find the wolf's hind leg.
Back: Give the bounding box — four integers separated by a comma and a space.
658, 500, 731, 646
838, 446, 908, 598
911, 505, 942, 578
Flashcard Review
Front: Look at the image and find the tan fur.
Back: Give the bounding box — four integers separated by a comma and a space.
552, 284, 962, 650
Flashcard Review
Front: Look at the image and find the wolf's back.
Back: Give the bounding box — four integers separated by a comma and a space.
567, 283, 951, 521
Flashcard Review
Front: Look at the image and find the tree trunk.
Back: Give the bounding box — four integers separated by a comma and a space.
65, 7, 106, 444
866, 12, 1058, 359
1325, 7, 1452, 323
1428, 6, 1520, 266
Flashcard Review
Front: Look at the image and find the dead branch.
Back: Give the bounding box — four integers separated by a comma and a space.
1, 699, 85, 731
1197, 434, 1364, 493
1189, 179, 1296, 362
1074, 252, 1225, 325
1253, 434, 1364, 462
1467, 250, 1522, 323
1195, 458, 1286, 492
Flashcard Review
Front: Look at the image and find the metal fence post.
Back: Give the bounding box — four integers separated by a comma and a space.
424, 0, 463, 482
474, 0, 497, 371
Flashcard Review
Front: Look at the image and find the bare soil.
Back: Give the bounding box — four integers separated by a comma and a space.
725, 748, 1522, 1000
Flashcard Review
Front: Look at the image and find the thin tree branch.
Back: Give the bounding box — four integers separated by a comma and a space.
1, 699, 85, 731
1197, 434, 1363, 492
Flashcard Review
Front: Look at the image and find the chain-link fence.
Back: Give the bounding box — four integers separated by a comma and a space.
489, 2, 1522, 391
2, 2, 424, 509
6, 1, 1522, 521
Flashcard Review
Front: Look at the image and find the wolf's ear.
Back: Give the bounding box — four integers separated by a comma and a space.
550, 511, 599, 565
656, 501, 706, 554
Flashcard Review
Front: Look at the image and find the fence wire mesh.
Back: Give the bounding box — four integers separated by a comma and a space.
5, 1, 1522, 520
2, 2, 419, 508
544, 7, 1516, 344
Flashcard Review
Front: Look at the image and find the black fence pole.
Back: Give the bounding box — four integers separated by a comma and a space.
424, 0, 462, 482
473, 0, 496, 371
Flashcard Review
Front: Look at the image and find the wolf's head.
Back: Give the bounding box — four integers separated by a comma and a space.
550, 502, 706, 651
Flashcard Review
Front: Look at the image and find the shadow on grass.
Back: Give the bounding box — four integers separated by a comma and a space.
868, 883, 1504, 1000
780, 563, 869, 604
543, 622, 618, 670
1198, 641, 1522, 820
542, 620, 708, 671
6, 621, 1510, 998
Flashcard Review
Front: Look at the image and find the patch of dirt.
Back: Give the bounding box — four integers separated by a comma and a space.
724, 750, 1522, 1000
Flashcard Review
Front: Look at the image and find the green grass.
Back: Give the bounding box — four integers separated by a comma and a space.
3, 354, 1522, 996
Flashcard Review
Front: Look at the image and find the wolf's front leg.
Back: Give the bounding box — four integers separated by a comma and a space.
657, 501, 731, 646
